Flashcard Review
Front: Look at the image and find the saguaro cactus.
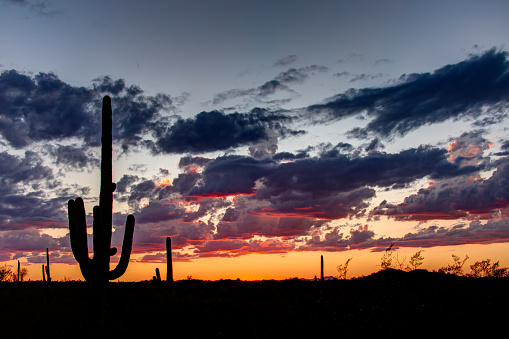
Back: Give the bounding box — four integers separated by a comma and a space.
68, 96, 135, 283
166, 237, 173, 283
153, 268, 161, 283
321, 255, 324, 282
45, 248, 51, 282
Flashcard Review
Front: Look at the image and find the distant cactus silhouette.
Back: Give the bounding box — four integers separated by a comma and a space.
321, 255, 324, 282
153, 268, 161, 283
42, 264, 46, 282
68, 96, 135, 283
166, 237, 173, 284
45, 248, 51, 282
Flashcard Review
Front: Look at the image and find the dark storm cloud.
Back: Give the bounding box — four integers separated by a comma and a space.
187, 145, 480, 221
0, 71, 178, 151
371, 132, 504, 221
259, 146, 481, 201
135, 201, 185, 224
0, 151, 53, 183
154, 108, 303, 154
45, 144, 100, 171
115, 174, 140, 194
215, 213, 325, 240
494, 140, 509, 156
189, 155, 275, 197
309, 49, 509, 139
0, 70, 94, 148
372, 157, 509, 221
303, 225, 377, 251
92, 75, 177, 152
178, 156, 213, 168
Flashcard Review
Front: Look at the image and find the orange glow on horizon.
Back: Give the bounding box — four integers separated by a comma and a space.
18, 242, 509, 282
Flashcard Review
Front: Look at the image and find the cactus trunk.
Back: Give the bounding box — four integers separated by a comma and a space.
68, 96, 135, 283
42, 265, 46, 282
155, 268, 161, 282
166, 237, 173, 283
321, 255, 324, 282
45, 248, 51, 282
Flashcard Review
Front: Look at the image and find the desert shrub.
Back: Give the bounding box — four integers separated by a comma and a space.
336, 258, 352, 280
0, 264, 12, 282
380, 244, 395, 270
405, 250, 425, 271
438, 254, 469, 276
468, 259, 509, 278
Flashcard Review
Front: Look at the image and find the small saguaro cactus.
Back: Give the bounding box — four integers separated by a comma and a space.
153, 268, 161, 283
166, 237, 173, 283
68, 96, 135, 283
321, 255, 324, 282
45, 248, 51, 282
42, 264, 46, 282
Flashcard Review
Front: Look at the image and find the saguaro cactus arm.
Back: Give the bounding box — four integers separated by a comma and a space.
109, 214, 135, 280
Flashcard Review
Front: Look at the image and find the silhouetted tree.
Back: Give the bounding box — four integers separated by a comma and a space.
0, 264, 12, 282
438, 254, 469, 275
468, 259, 509, 277
336, 258, 352, 280
405, 250, 425, 271
380, 244, 395, 270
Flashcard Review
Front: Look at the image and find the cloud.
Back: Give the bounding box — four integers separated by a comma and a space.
0, 150, 53, 183
45, 144, 100, 171
274, 65, 328, 84
259, 145, 482, 201
189, 155, 275, 197
1, 0, 28, 5
209, 80, 295, 106
273, 55, 298, 67
300, 217, 509, 252
186, 144, 481, 221
374, 58, 395, 66
0, 70, 94, 148
494, 140, 509, 156
303, 224, 377, 251
178, 156, 213, 168
349, 73, 385, 83
372, 158, 509, 221
0, 71, 179, 151
309, 49, 509, 139
0, 229, 63, 252
154, 108, 303, 154
209, 64, 327, 107
371, 132, 507, 221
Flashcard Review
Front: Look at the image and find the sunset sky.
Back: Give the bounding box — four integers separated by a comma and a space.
1, 0, 509, 281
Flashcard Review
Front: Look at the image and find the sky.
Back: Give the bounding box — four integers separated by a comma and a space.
1, 0, 509, 281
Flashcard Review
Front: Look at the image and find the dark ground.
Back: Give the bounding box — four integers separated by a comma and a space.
1, 269, 507, 337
